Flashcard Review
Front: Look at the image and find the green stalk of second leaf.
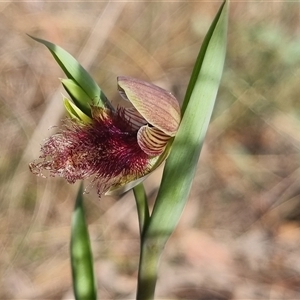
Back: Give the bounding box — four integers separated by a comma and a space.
135, 1, 229, 299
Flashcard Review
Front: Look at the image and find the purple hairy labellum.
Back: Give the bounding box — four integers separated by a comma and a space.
30, 76, 181, 196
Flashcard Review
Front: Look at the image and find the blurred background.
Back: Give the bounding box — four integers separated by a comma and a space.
1, 1, 300, 299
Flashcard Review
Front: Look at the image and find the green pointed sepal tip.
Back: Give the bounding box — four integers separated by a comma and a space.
27, 34, 113, 111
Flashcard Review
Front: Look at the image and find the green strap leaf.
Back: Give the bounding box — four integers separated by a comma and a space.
136, 3, 229, 299
135, 2, 229, 299
147, 0, 229, 250
71, 183, 97, 300
28, 35, 112, 110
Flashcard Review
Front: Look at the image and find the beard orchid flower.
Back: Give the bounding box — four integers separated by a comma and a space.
30, 76, 181, 196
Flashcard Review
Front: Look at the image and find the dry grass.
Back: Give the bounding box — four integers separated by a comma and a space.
1, 2, 300, 299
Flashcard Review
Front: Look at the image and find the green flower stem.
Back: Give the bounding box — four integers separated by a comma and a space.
136, 236, 161, 300
133, 183, 157, 300
133, 183, 150, 235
